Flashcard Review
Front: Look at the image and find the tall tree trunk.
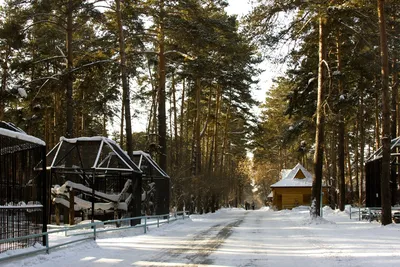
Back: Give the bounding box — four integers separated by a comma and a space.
211, 86, 221, 173
355, 117, 360, 202
330, 126, 337, 209
172, 72, 179, 169
345, 133, 354, 203
221, 97, 232, 170
201, 88, 213, 172
311, 15, 327, 218
158, 0, 167, 171
194, 78, 202, 175
146, 56, 156, 136
337, 31, 346, 211
375, 86, 381, 150
66, 0, 74, 138
169, 83, 173, 168
116, 0, 133, 159
180, 78, 186, 167
120, 100, 124, 145
356, 86, 365, 206
391, 34, 399, 205
377, 0, 392, 225
146, 57, 157, 158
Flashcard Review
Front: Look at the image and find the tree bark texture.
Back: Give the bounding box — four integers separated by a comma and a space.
377, 0, 392, 225
337, 31, 346, 211
157, 0, 167, 171
116, 0, 133, 159
312, 15, 327, 218
66, 0, 74, 138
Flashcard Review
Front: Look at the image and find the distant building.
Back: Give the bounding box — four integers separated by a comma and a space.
270, 163, 329, 210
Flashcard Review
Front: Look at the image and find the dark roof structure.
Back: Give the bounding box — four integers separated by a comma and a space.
132, 150, 169, 178
366, 136, 400, 162
46, 136, 142, 174
0, 121, 47, 253
46, 136, 143, 225
0, 121, 45, 155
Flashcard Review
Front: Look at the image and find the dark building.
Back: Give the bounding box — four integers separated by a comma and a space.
366, 137, 400, 207
46, 136, 142, 225
132, 151, 170, 216
0, 121, 47, 253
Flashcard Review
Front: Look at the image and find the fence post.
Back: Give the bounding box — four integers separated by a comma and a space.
144, 216, 147, 234
93, 224, 97, 240
45, 234, 49, 254
359, 207, 361, 221
350, 207, 352, 219
157, 216, 159, 228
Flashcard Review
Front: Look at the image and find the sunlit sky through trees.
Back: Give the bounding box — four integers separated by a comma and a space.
0, 0, 285, 133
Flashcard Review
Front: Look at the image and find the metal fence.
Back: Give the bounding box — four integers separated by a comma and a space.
0, 211, 188, 263
349, 206, 400, 222
0, 205, 44, 253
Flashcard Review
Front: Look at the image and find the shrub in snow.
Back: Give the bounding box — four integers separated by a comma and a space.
310, 198, 317, 217
304, 216, 336, 225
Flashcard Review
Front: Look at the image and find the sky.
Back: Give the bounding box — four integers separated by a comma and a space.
226, 0, 286, 114
2, 206, 400, 266
226, 0, 253, 17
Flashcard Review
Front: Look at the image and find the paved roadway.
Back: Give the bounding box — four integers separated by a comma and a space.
3, 208, 400, 267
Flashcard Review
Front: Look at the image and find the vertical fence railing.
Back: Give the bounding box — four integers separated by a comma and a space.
0, 206, 43, 254
349, 206, 400, 222
0, 211, 188, 262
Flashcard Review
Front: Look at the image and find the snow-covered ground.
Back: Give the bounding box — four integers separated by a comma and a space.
1, 206, 400, 267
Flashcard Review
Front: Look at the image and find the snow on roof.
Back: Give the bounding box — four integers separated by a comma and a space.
48, 136, 142, 173
0, 127, 45, 146
271, 163, 313, 188
60, 136, 117, 145
280, 169, 291, 180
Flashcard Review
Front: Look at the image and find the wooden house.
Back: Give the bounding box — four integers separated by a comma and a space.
270, 163, 328, 210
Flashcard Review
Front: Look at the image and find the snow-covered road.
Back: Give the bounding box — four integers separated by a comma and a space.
2, 207, 400, 267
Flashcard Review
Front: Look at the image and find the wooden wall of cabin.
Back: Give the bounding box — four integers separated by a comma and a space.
272, 187, 329, 210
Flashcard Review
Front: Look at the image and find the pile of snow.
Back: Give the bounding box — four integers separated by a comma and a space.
303, 215, 336, 225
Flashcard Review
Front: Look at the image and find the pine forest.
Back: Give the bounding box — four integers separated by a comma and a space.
0, 0, 399, 225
